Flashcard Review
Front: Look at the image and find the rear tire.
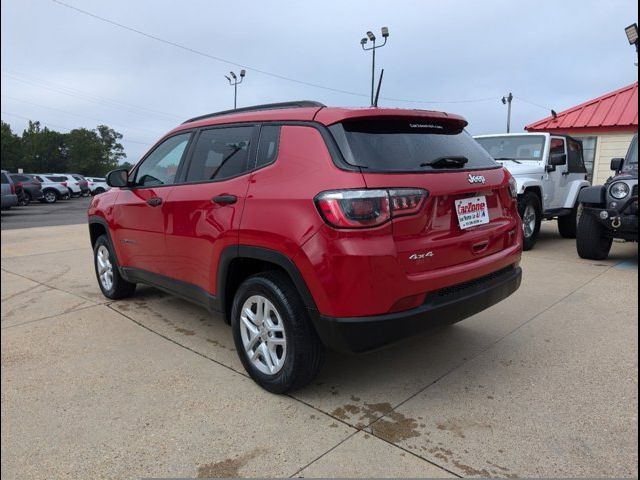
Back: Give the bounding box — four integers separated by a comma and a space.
518, 192, 542, 251
231, 271, 324, 393
576, 208, 612, 260
93, 234, 136, 299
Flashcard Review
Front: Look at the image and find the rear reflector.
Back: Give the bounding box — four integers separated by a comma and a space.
315, 188, 427, 229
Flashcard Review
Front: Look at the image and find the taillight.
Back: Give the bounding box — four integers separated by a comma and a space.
315, 188, 427, 229
10, 183, 15, 194
508, 177, 518, 199
61, 182, 67, 187
75, 182, 79, 185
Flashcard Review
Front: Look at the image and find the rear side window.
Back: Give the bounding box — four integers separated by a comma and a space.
46, 176, 67, 182
256, 125, 281, 168
12, 175, 30, 182
35, 176, 45, 182
185, 126, 254, 182
329, 119, 498, 172
567, 138, 587, 173
1, 173, 8, 184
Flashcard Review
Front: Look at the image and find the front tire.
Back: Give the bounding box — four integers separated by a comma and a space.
518, 192, 542, 251
93, 235, 136, 299
42, 189, 58, 204
231, 271, 324, 393
576, 208, 613, 260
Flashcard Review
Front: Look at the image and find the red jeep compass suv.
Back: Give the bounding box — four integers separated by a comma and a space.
89, 101, 523, 393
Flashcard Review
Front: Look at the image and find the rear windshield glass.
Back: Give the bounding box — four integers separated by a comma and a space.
329, 119, 498, 172
475, 135, 546, 161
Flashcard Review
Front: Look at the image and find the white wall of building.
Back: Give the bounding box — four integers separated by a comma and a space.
592, 132, 636, 185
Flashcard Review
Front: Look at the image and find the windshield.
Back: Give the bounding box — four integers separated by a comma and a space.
329, 119, 498, 172
622, 136, 638, 175
475, 135, 546, 161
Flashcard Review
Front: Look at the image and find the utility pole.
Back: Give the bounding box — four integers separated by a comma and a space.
502, 93, 513, 133
360, 27, 389, 106
225, 70, 246, 109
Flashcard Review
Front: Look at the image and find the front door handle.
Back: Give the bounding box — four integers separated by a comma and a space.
212, 195, 238, 205
146, 197, 162, 207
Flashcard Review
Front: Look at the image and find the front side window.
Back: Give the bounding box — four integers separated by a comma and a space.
134, 133, 191, 187
185, 126, 254, 182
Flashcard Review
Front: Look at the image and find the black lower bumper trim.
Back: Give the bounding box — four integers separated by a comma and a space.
311, 265, 522, 353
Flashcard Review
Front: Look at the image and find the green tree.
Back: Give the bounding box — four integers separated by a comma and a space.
0, 121, 23, 172
20, 121, 67, 173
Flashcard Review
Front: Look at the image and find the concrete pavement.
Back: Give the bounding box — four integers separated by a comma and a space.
1, 222, 637, 478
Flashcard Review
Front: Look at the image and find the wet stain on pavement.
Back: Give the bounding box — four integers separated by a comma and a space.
331, 402, 394, 428
436, 418, 492, 439
196, 448, 265, 478
371, 411, 421, 443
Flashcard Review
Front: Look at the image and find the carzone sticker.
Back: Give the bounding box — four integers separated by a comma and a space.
455, 196, 490, 229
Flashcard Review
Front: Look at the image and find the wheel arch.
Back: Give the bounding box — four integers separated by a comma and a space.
217, 246, 318, 324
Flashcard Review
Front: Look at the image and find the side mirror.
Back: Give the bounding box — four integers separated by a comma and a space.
549, 153, 567, 166
610, 157, 624, 172
106, 168, 129, 188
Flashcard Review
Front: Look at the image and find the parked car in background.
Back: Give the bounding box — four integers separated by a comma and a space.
85, 177, 110, 195
475, 133, 590, 250
9, 174, 44, 205
1, 170, 19, 210
28, 174, 71, 203
89, 101, 523, 392
42, 173, 83, 197
70, 174, 91, 196
576, 134, 638, 259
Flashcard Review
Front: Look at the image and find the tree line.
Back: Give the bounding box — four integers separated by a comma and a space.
1, 120, 134, 175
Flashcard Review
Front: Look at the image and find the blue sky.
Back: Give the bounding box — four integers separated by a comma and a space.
1, 0, 638, 162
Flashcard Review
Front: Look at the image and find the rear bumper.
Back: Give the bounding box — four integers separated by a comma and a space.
311, 265, 522, 353
1, 194, 18, 209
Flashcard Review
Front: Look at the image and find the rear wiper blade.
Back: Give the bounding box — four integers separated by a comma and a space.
493, 157, 522, 164
420, 156, 469, 168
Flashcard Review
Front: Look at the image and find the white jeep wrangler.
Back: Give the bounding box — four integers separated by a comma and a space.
475, 133, 590, 250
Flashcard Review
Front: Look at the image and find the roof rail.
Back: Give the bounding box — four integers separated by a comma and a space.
182, 100, 326, 124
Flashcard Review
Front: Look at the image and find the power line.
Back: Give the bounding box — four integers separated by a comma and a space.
51, 0, 501, 106
513, 95, 552, 111
1, 94, 160, 138
1, 111, 151, 145
2, 71, 182, 121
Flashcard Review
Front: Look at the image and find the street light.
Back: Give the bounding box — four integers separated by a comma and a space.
624, 23, 639, 65
361, 27, 389, 106
501, 92, 513, 133
225, 69, 246, 109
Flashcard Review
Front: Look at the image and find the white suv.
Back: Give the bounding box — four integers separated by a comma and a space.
475, 133, 590, 250
85, 177, 110, 195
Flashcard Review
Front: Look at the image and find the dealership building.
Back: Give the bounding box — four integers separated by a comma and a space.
526, 82, 638, 184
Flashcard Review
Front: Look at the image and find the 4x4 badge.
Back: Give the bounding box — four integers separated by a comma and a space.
468, 174, 486, 184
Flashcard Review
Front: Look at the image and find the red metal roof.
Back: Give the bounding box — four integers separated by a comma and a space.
525, 82, 638, 133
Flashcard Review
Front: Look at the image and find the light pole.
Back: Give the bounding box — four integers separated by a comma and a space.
624, 23, 639, 66
361, 27, 389, 106
501, 93, 513, 133
225, 70, 246, 109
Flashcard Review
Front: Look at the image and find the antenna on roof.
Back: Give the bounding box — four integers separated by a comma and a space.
373, 69, 384, 107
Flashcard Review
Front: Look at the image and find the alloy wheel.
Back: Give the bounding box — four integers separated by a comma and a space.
239, 295, 287, 375
96, 245, 114, 291
522, 204, 537, 238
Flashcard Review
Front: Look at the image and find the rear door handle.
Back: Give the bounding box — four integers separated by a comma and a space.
146, 197, 162, 207
212, 195, 238, 205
